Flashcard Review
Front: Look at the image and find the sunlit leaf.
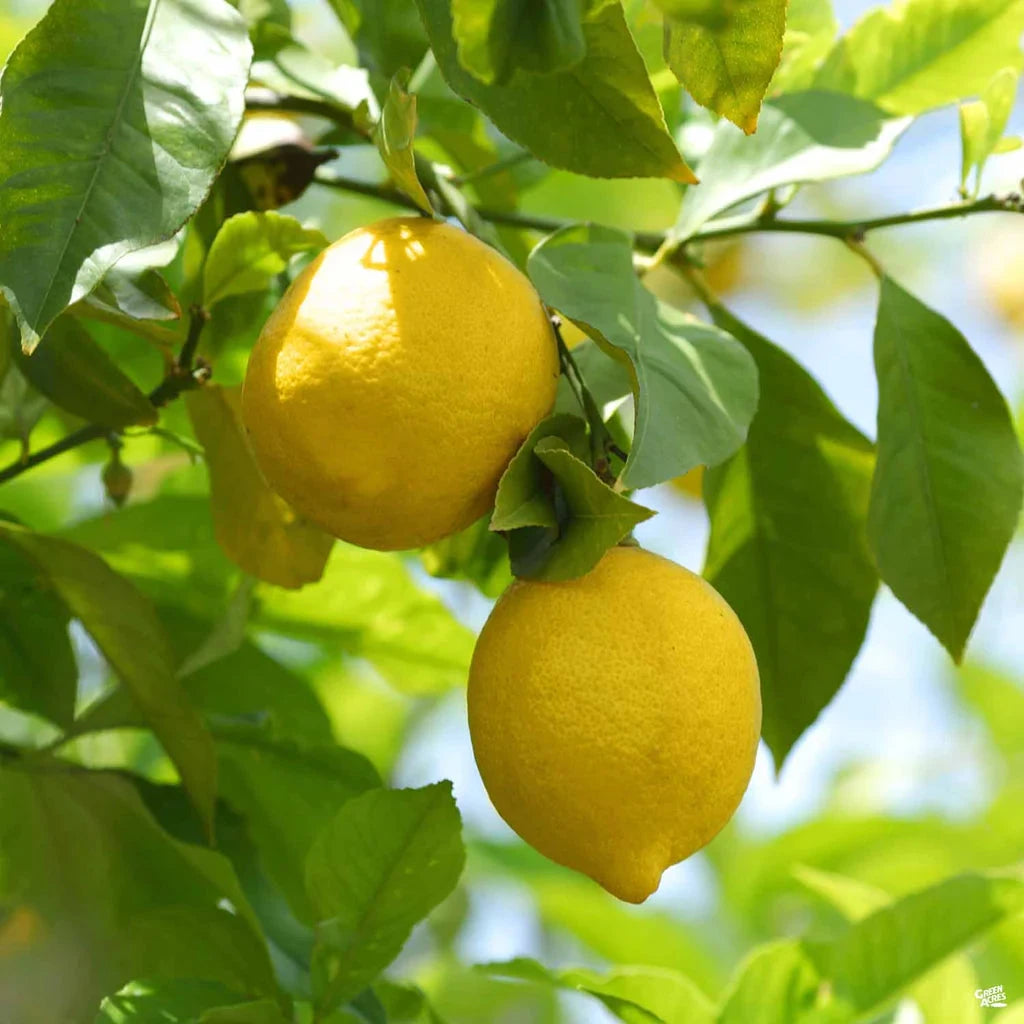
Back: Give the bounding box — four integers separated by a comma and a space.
716, 941, 831, 1024
770, 0, 838, 93
374, 72, 434, 215
96, 979, 282, 1024
959, 68, 1019, 193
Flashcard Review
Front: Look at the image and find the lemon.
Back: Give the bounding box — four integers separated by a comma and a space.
241, 217, 559, 550
468, 546, 761, 903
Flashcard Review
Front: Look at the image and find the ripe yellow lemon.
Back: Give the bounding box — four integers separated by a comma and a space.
468, 546, 761, 903
241, 217, 559, 550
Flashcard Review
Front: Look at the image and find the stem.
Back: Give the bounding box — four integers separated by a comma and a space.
244, 89, 370, 141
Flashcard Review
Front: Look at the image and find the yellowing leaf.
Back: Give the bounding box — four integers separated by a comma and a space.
374, 71, 434, 215
187, 385, 333, 589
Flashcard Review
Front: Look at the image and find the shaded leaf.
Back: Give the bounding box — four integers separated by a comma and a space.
91, 268, 181, 323
0, 523, 217, 834
529, 225, 758, 488
416, 0, 695, 181
703, 307, 877, 767
868, 278, 1023, 661
672, 91, 909, 242
95, 979, 265, 1024
374, 72, 434, 214
0, 0, 252, 351
186, 385, 333, 589
664, 0, 787, 133
0, 360, 48, 447
419, 515, 512, 598
202, 212, 328, 308
306, 783, 465, 1013
352, 0, 430, 79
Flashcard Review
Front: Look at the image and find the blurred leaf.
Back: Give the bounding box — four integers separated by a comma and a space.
201, 1000, 290, 1024
0, 0, 252, 352
353, 0, 430, 79
482, 958, 714, 1023
997, 1003, 1024, 1022
257, 544, 475, 694
793, 864, 890, 919
417, 0, 695, 181
716, 941, 832, 1024
187, 385, 333, 588
529, 225, 758, 488
703, 307, 877, 767
215, 720, 381, 923
771, 0, 838, 93
0, 542, 77, 727
0, 765, 273, 1024
0, 523, 217, 835
177, 577, 256, 679
306, 783, 465, 1012
451, 0, 586, 84
672, 91, 909, 242
375, 980, 448, 1023
959, 68, 1019, 193
14, 316, 157, 429
664, 0, 787, 133
202, 212, 328, 308
868, 278, 1023, 661
813, 0, 1024, 115
374, 72, 434, 215
0, 362, 48, 447
419, 515, 512, 598
96, 979, 280, 1023
955, 662, 1024, 756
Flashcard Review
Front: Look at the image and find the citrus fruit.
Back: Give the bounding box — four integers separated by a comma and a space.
468, 545, 761, 903
241, 216, 559, 550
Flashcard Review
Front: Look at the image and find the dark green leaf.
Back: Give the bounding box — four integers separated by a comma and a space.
352, 0, 430, 80
703, 307, 877, 767
416, 0, 695, 181
0, 0, 252, 351
529, 224, 758, 488
374, 72, 434, 215
0, 360, 48, 446
306, 783, 465, 1012
868, 278, 1023, 661
0, 523, 217, 834
95, 979, 259, 1024
663, 0, 787, 133
375, 980, 448, 1023
0, 543, 76, 727
451, 0, 586, 84
14, 316, 157, 428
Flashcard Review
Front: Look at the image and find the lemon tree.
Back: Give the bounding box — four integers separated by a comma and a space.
1, 0, 1023, 1022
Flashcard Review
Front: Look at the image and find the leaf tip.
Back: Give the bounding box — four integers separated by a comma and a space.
669, 160, 700, 185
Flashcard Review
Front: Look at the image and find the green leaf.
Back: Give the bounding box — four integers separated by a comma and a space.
491, 413, 589, 532
96, 979, 269, 1024
90, 267, 182, 324
716, 941, 832, 1024
13, 316, 157, 429
702, 307, 877, 767
529, 225, 758, 488
415, 0, 695, 181
0, 0, 252, 352
353, 0, 430, 79
374, 72, 434, 215
451, 0, 586, 84
792, 864, 890, 920
959, 68, 1019, 192
202, 212, 328, 309
482, 957, 714, 1023
517, 437, 654, 581
664, 0, 787, 133
0, 360, 48, 447
955, 662, 1024, 756
0, 523, 217, 835
770, 0, 839, 94
216, 722, 381, 924
375, 980, 448, 1024
305, 783, 465, 1013
808, 868, 1024, 1015
0, 541, 77, 727
868, 277, 1023, 661
0, 765, 274, 1024
186, 384, 334, 589
672, 91, 909, 242
420, 515, 512, 598
813, 0, 1024, 115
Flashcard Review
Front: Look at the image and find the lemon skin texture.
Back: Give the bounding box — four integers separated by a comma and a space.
468, 546, 761, 903
241, 217, 559, 550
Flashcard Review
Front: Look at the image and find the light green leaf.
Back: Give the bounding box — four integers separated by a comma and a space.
996, 1003, 1024, 1023
0, 0, 252, 352
482, 957, 714, 1024
0, 541, 77, 728
813, 0, 1024, 115
14, 316, 157, 429
0, 523, 217, 835
529, 224, 758, 488
215, 722, 381, 924
955, 662, 1024, 756
451, 0, 586, 84
703, 307, 877, 767
305, 783, 465, 1013
420, 515, 512, 598
416, 0, 695, 181
771, 0, 839, 94
792, 864, 890, 920
672, 91, 909, 242
664, 0, 787, 133
0, 766, 273, 1024
809, 868, 1024, 1015
960, 68, 1020, 192
716, 941, 832, 1024
375, 980, 448, 1024
202, 212, 328, 309
374, 72, 434, 215
868, 277, 1024, 661
186, 384, 334, 589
